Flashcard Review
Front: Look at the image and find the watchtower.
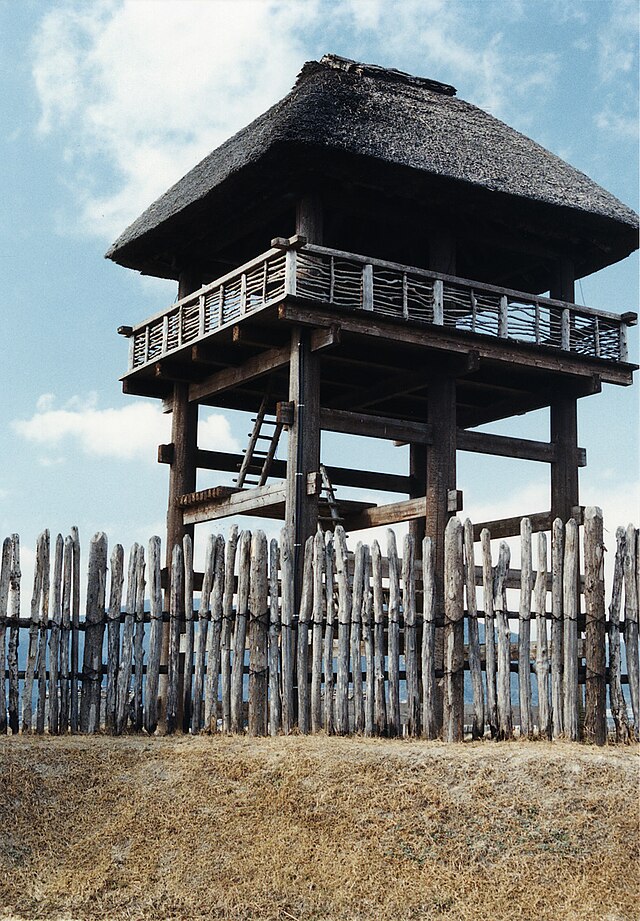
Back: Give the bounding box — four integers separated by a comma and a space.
110, 55, 637, 604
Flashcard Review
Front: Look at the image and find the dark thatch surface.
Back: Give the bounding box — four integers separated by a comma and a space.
106, 54, 638, 275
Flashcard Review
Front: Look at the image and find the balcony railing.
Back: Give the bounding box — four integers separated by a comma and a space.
122, 240, 636, 372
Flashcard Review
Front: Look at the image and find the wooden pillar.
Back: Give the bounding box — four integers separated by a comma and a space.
161, 268, 200, 728
296, 193, 323, 245
286, 326, 320, 603
550, 258, 579, 523
409, 444, 427, 548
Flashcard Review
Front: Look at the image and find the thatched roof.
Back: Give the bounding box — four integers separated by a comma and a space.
107, 54, 638, 278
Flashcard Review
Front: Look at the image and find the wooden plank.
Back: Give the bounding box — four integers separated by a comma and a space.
166, 544, 183, 734
248, 531, 269, 736
181, 534, 194, 733
472, 511, 554, 542
145, 536, 163, 735
550, 518, 564, 738
443, 518, 465, 742
220, 526, 238, 733
58, 536, 72, 734
361, 545, 374, 738
624, 523, 639, 735
80, 532, 107, 733
481, 529, 498, 738
190, 344, 290, 403
344, 496, 428, 532
457, 429, 587, 466
583, 507, 606, 745
192, 535, 214, 733
7, 535, 20, 734
311, 530, 325, 733
231, 531, 251, 733
518, 519, 533, 738
608, 528, 630, 741
350, 541, 365, 734
403, 534, 419, 737
104, 543, 124, 734
323, 533, 336, 736
280, 527, 295, 735
268, 539, 281, 736
535, 533, 551, 740
463, 520, 484, 740
334, 527, 351, 735
296, 536, 313, 734
320, 407, 433, 444
116, 543, 139, 735
371, 539, 387, 736
494, 541, 512, 740
204, 535, 225, 733
132, 545, 146, 731
563, 519, 580, 740
387, 530, 401, 737
421, 537, 438, 739
36, 531, 50, 734
183, 483, 287, 526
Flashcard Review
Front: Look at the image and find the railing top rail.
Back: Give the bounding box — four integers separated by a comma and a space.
303, 242, 637, 326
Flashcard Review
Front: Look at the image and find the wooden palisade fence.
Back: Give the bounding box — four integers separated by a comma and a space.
0, 508, 638, 743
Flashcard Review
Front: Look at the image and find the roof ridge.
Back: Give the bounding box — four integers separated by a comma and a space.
296, 54, 457, 96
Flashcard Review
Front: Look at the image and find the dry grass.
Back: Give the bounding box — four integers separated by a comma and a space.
0, 735, 638, 921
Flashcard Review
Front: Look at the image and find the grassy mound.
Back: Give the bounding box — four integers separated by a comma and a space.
1, 735, 638, 920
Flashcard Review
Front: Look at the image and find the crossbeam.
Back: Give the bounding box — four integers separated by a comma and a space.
457, 429, 587, 466
182, 482, 287, 525
343, 496, 428, 531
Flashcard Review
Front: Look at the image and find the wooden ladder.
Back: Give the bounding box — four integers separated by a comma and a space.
235, 395, 284, 488
319, 463, 343, 527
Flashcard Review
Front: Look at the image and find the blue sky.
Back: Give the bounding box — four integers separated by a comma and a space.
1, 0, 638, 586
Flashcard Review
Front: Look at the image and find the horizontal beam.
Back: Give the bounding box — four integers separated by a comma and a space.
278, 301, 635, 386
472, 507, 584, 541
320, 408, 433, 443
457, 429, 587, 466
344, 496, 427, 531
182, 483, 287, 525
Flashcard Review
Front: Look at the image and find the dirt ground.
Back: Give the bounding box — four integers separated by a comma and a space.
0, 734, 638, 921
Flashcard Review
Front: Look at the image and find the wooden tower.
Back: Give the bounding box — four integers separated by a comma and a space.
110, 55, 637, 611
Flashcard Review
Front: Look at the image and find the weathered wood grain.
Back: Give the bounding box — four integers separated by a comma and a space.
36, 530, 50, 734
268, 538, 281, 735
132, 545, 146, 731
608, 528, 630, 742
280, 526, 295, 734
361, 544, 374, 737
535, 532, 551, 740
444, 518, 465, 742
0, 537, 11, 733
563, 519, 579, 741
494, 541, 512, 740
205, 535, 225, 733
231, 531, 251, 733
518, 518, 533, 738
422, 537, 437, 740
350, 541, 365, 734
116, 543, 139, 735
145, 536, 163, 735
105, 543, 124, 734
403, 534, 420, 737
550, 518, 564, 738
24, 532, 44, 732
70, 527, 80, 733
81, 532, 107, 734
48, 534, 64, 735
248, 531, 269, 736
296, 535, 314, 734
181, 534, 194, 733
481, 529, 498, 737
371, 540, 387, 736
387, 530, 401, 737
323, 533, 336, 736
221, 525, 238, 733
624, 523, 639, 736
192, 534, 214, 734
7, 534, 20, 734
583, 507, 606, 745
335, 526, 351, 735
58, 536, 73, 734
311, 530, 325, 733
166, 543, 183, 734
463, 521, 484, 739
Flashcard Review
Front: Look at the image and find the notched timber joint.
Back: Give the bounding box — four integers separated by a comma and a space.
447, 489, 463, 513
271, 234, 307, 250
276, 401, 295, 427
117, 325, 133, 337
158, 443, 174, 465
306, 472, 321, 496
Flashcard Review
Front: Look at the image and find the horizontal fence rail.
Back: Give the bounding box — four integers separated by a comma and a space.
122, 240, 636, 372
1, 511, 638, 743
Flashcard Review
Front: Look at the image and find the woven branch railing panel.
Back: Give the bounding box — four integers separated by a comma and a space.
0, 510, 638, 742
124, 242, 635, 371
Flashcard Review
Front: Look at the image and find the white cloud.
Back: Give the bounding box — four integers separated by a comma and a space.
12, 393, 238, 462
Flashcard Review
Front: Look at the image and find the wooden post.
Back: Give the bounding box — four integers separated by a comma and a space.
624, 524, 639, 735
421, 537, 437, 739
248, 531, 269, 737
204, 535, 224, 733
425, 376, 457, 734
443, 517, 464, 742
583, 507, 606, 745
80, 532, 107, 734
324, 533, 336, 735
550, 519, 564, 738
268, 538, 281, 736
334, 527, 351, 735
403, 534, 419, 737
481, 529, 498, 737
163, 268, 201, 725
371, 540, 387, 736
310, 531, 325, 733
563, 518, 579, 740
535, 533, 551, 740
7, 534, 20, 735
518, 519, 533, 738
494, 541, 513, 740
609, 528, 630, 742
286, 327, 320, 604
231, 530, 251, 733
463, 520, 484, 739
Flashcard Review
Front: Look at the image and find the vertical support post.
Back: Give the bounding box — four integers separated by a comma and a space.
583, 507, 606, 745
286, 327, 320, 604
425, 377, 457, 735
162, 267, 200, 729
